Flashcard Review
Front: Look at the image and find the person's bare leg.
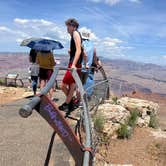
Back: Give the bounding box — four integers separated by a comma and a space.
40, 79, 46, 89
49, 87, 54, 99
65, 83, 76, 104
76, 88, 81, 101
61, 82, 69, 96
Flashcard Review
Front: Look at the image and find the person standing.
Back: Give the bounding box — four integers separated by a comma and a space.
29, 49, 39, 95
36, 50, 56, 99
80, 30, 101, 97
59, 18, 83, 112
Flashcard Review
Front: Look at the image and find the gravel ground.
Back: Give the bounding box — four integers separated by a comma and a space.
0, 87, 166, 166
0, 89, 75, 166
96, 127, 166, 166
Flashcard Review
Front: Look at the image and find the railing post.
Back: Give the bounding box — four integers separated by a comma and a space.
71, 69, 92, 166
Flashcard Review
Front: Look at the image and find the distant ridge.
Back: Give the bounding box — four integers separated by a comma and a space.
0, 52, 165, 96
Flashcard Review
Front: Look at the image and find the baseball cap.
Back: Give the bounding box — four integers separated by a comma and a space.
80, 30, 90, 40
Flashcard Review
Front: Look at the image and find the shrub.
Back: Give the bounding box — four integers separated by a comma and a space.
112, 96, 118, 104
127, 109, 139, 127
117, 109, 138, 139
149, 113, 159, 129
117, 124, 132, 139
155, 143, 161, 149
93, 113, 105, 132
0, 78, 5, 85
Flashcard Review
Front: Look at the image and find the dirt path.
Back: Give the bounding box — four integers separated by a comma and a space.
129, 92, 166, 131
0, 87, 74, 166
0, 86, 166, 166
96, 127, 166, 166
0, 86, 33, 105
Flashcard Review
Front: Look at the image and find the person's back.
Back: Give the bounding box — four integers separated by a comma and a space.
29, 49, 37, 63
36, 50, 56, 99
82, 40, 94, 68
36, 51, 55, 70
69, 32, 83, 66
30, 63, 39, 76
80, 30, 97, 96
29, 49, 39, 95
59, 18, 82, 113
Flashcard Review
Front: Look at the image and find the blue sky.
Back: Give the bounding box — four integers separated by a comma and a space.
0, 0, 166, 65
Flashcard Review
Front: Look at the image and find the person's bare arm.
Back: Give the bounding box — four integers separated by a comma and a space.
68, 49, 71, 55
83, 49, 88, 68
71, 31, 81, 68
29, 56, 32, 63
93, 48, 98, 64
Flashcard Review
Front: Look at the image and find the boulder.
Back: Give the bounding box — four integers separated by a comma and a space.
117, 97, 159, 115
96, 104, 130, 137
94, 97, 159, 137
97, 104, 130, 125
137, 116, 150, 127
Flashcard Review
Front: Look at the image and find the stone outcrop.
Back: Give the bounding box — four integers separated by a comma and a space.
117, 97, 159, 127
117, 97, 159, 115
94, 97, 159, 137
97, 104, 130, 137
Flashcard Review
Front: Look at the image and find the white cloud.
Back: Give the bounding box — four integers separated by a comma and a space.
0, 18, 69, 49
89, 0, 101, 2
79, 26, 124, 48
13, 18, 68, 43
79, 26, 131, 57
14, 18, 53, 26
97, 37, 131, 57
102, 37, 123, 47
14, 18, 29, 24
105, 0, 121, 6
163, 55, 166, 59
0, 26, 11, 32
89, 0, 121, 6
0, 25, 29, 39
16, 38, 23, 43
128, 0, 141, 3
80, 27, 131, 57
89, 0, 141, 6
0, 18, 131, 58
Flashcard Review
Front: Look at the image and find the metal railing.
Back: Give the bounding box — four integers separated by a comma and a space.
19, 66, 109, 166
19, 67, 92, 166
19, 67, 59, 118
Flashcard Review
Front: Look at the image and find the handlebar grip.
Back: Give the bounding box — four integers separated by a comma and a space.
19, 96, 41, 118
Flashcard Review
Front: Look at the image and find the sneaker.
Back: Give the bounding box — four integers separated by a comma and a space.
65, 100, 76, 117
52, 97, 59, 102
79, 101, 83, 108
58, 103, 69, 112
68, 100, 74, 111
72, 98, 80, 109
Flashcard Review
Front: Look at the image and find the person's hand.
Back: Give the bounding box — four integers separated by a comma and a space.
97, 64, 102, 69
95, 65, 101, 72
71, 64, 76, 69
68, 49, 70, 55
85, 64, 90, 69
